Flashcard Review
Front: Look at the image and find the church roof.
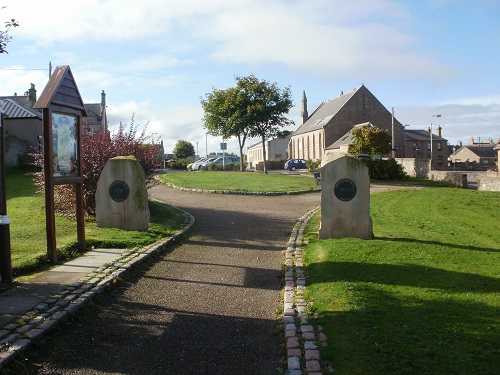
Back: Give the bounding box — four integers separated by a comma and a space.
292, 87, 360, 136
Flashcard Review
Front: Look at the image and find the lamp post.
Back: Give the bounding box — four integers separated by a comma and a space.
430, 114, 441, 169
0, 99, 12, 283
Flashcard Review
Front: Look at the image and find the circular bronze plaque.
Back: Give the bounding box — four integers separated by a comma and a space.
109, 180, 130, 202
334, 178, 357, 201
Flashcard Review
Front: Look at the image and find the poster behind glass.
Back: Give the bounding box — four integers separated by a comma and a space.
52, 113, 78, 177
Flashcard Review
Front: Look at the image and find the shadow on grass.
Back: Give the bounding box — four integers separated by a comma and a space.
316, 286, 499, 374
306, 261, 499, 293
376, 236, 500, 253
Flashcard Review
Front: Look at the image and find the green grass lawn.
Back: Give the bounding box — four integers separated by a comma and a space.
302, 188, 500, 374
158, 170, 320, 192
5, 168, 187, 277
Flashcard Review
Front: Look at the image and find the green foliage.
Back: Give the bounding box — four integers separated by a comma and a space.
306, 159, 321, 171
0, 7, 19, 54
201, 74, 294, 173
256, 158, 288, 171
348, 126, 392, 157
303, 188, 500, 374
167, 159, 189, 170
173, 140, 195, 160
360, 158, 408, 180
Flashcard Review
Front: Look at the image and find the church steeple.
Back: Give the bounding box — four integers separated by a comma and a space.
301, 90, 308, 124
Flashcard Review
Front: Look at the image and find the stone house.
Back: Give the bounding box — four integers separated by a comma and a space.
288, 85, 405, 161
247, 134, 291, 169
450, 144, 498, 166
405, 128, 450, 168
0, 84, 42, 166
84, 90, 108, 134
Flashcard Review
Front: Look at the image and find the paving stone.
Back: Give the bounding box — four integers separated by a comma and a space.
301, 325, 314, 332
306, 360, 322, 372
9, 338, 31, 352
0, 349, 18, 367
287, 356, 301, 370
284, 308, 295, 316
304, 341, 318, 350
38, 319, 58, 332
1, 334, 19, 345
302, 331, 315, 340
285, 323, 296, 331
288, 369, 302, 375
284, 302, 294, 310
286, 336, 299, 348
305, 349, 320, 360
287, 348, 301, 357
283, 316, 295, 324
285, 330, 296, 338
16, 325, 31, 334
319, 332, 328, 342
23, 328, 45, 343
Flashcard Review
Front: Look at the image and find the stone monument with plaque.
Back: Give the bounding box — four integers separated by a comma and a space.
319, 155, 373, 239
96, 156, 150, 231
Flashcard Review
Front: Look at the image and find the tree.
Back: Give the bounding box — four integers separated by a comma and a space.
201, 75, 293, 173
241, 75, 294, 174
173, 140, 195, 160
348, 126, 392, 157
0, 7, 18, 54
201, 86, 251, 171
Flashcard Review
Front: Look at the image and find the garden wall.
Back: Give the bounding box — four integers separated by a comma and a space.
478, 171, 500, 192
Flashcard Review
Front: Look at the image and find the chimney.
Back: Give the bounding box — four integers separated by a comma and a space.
28, 83, 37, 108
469, 136, 474, 145
437, 125, 442, 138
427, 127, 431, 133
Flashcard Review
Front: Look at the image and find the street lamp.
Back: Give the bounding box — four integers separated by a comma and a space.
430, 114, 441, 169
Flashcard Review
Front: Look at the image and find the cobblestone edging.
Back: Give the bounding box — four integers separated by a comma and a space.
0, 207, 195, 368
164, 182, 320, 196
284, 207, 330, 375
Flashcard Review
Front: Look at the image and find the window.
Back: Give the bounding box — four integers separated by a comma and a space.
438, 156, 442, 165
427, 142, 431, 150
412, 142, 417, 150
437, 142, 442, 150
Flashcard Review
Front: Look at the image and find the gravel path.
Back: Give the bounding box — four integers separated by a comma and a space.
16, 186, 321, 374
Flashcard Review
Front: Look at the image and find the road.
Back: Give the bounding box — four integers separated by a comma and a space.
14, 186, 321, 374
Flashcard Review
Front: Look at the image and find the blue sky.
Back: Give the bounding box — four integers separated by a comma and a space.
1, 0, 498, 156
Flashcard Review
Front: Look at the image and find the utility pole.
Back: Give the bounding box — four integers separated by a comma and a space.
0, 101, 12, 283
391, 107, 395, 158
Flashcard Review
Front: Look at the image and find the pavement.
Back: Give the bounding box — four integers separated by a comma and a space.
0, 210, 194, 368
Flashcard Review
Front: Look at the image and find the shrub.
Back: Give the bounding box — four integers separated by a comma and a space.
256, 158, 288, 171
360, 158, 408, 180
168, 159, 189, 170
306, 159, 321, 171
31, 116, 160, 217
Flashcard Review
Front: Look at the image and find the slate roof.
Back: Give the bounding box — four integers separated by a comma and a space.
454, 145, 497, 158
405, 129, 447, 142
0, 98, 42, 119
326, 122, 373, 149
292, 87, 360, 136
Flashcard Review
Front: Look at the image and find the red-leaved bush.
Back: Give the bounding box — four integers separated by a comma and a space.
32, 116, 160, 218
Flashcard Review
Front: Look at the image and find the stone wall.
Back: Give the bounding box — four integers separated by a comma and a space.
478, 171, 500, 192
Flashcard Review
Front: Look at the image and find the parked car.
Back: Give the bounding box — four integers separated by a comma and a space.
188, 157, 211, 170
200, 156, 239, 169
284, 159, 307, 171
192, 157, 217, 170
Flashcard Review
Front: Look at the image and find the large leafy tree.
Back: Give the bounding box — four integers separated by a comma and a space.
348, 126, 392, 157
173, 140, 195, 160
201, 75, 294, 173
201, 85, 251, 171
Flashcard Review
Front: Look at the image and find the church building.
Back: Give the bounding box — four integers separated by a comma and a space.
288, 85, 405, 160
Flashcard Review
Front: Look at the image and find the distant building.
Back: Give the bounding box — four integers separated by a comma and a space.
289, 85, 406, 160
247, 135, 291, 169
84, 90, 108, 134
404, 127, 450, 168
450, 144, 497, 166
